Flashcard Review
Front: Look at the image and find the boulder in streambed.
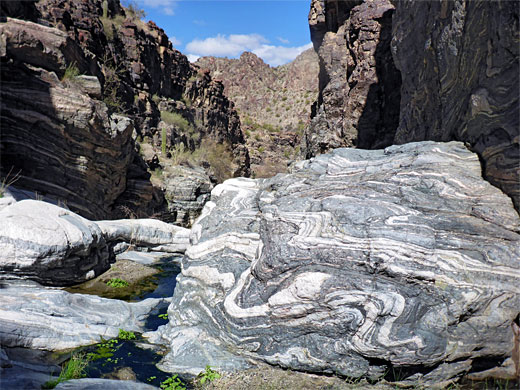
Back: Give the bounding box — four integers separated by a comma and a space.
0, 280, 166, 350
153, 141, 520, 385
0, 200, 111, 286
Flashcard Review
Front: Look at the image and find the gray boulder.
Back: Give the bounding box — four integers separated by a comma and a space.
0, 200, 111, 286
154, 141, 520, 385
0, 280, 165, 350
54, 379, 159, 389
96, 218, 190, 253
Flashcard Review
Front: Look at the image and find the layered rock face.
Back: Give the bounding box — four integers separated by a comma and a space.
304, 0, 401, 157
0, 18, 134, 219
390, 0, 520, 211
196, 50, 319, 177
155, 142, 520, 384
304, 0, 519, 212
0, 0, 249, 221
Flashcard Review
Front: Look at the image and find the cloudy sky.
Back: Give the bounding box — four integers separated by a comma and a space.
129, 0, 312, 66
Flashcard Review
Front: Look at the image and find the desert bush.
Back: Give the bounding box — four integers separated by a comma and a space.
61, 63, 80, 81
160, 111, 190, 132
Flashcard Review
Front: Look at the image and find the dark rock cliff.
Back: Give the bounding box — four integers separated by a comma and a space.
391, 0, 519, 211
304, 0, 519, 212
0, 0, 249, 220
304, 0, 401, 156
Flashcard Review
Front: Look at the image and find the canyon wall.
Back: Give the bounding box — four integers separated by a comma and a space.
0, 0, 249, 220
305, 0, 519, 211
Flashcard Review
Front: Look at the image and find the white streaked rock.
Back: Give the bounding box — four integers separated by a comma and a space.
0, 280, 165, 350
154, 141, 520, 384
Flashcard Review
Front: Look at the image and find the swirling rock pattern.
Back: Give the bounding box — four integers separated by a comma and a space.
156, 142, 520, 384
391, 0, 520, 212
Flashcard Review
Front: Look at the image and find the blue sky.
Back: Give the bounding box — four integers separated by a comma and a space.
129, 0, 312, 66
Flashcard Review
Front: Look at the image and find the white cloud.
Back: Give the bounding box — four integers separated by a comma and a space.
277, 37, 290, 44
193, 19, 207, 26
253, 42, 313, 67
186, 34, 268, 58
170, 36, 181, 46
187, 54, 200, 63
185, 34, 312, 66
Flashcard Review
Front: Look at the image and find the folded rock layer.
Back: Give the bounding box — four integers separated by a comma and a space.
156, 141, 520, 385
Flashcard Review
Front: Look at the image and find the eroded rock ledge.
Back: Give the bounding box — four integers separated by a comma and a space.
154, 141, 520, 385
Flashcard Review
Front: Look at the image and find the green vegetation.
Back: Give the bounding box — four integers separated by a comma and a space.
161, 127, 167, 155
101, 54, 125, 112
106, 278, 129, 288
160, 111, 192, 133
197, 366, 221, 385
87, 337, 118, 362
258, 146, 265, 153
124, 0, 146, 19
42, 353, 89, 389
152, 94, 161, 104
61, 63, 80, 82
158, 313, 169, 319
160, 375, 186, 390
118, 329, 136, 340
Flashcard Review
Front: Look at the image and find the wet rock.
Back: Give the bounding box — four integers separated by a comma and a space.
155, 141, 520, 384
54, 378, 159, 389
0, 280, 165, 350
0, 200, 111, 286
0, 347, 62, 390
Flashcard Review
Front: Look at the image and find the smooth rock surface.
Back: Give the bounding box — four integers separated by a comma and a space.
0, 280, 165, 350
54, 379, 159, 389
154, 141, 520, 384
0, 200, 111, 286
97, 218, 190, 252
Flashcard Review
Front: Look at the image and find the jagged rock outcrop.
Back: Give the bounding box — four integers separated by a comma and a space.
304, 0, 519, 212
390, 0, 519, 211
197, 50, 319, 177
196, 50, 319, 130
0, 0, 249, 221
153, 142, 520, 385
304, 0, 401, 157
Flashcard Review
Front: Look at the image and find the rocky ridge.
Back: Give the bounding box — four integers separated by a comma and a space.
196, 50, 319, 177
304, 0, 519, 212
0, 0, 249, 222
152, 141, 520, 385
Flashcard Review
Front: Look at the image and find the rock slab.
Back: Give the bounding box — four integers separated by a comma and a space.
0, 200, 111, 286
0, 280, 164, 351
155, 141, 520, 385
